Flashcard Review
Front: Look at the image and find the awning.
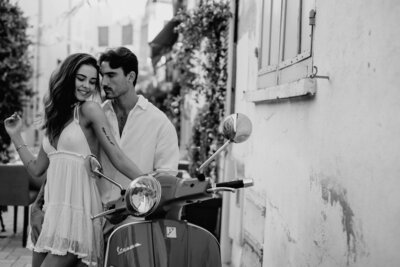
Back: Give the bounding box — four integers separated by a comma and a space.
149, 19, 181, 63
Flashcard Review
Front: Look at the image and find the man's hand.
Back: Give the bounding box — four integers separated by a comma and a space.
105, 209, 129, 225
103, 197, 129, 225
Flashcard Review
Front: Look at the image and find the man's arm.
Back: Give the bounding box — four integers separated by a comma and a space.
154, 120, 180, 174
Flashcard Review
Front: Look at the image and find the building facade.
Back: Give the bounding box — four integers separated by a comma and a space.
222, 0, 400, 266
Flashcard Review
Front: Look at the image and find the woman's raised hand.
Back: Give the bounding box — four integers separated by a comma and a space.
4, 112, 23, 137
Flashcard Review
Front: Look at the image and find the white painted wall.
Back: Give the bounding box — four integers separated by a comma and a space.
226, 0, 400, 266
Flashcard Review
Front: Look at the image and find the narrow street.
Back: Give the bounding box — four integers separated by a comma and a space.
1, 0, 400, 266
0, 208, 31, 267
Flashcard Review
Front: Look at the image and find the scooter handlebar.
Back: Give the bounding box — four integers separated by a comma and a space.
215, 178, 254, 189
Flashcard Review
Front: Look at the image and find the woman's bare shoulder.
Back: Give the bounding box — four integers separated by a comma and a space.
80, 101, 105, 123
81, 101, 102, 113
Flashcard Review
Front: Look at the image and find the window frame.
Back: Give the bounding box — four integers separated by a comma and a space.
121, 23, 133, 45
98, 26, 109, 47
248, 0, 315, 102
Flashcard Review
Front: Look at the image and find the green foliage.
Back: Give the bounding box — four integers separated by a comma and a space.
174, 0, 232, 179
0, 0, 33, 162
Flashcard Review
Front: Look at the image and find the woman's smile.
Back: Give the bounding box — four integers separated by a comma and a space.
77, 87, 93, 98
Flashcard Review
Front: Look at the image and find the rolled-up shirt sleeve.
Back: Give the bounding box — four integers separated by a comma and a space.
154, 120, 179, 175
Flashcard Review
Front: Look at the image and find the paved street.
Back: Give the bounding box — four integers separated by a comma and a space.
0, 207, 31, 267
0, 207, 231, 267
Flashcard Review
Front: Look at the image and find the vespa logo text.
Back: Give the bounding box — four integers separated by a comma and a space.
117, 243, 141, 255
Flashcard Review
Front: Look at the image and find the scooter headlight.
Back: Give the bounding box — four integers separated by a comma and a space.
125, 174, 161, 217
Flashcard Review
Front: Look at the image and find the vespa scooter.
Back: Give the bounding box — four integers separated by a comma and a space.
88, 113, 254, 267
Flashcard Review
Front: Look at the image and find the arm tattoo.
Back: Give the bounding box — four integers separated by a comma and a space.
102, 127, 115, 145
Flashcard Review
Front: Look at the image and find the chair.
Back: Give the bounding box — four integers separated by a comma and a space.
0, 164, 42, 247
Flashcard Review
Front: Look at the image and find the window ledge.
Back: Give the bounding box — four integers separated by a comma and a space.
245, 78, 316, 103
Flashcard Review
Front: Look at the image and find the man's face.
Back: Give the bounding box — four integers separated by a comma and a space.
100, 61, 132, 99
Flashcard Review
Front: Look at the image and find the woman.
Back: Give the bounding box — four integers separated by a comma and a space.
4, 53, 143, 267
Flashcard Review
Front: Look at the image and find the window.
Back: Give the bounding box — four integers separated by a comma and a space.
98, 26, 109, 47
122, 24, 133, 45
247, 0, 316, 102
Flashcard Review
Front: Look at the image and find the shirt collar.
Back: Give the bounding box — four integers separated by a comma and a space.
136, 95, 148, 110
102, 95, 148, 112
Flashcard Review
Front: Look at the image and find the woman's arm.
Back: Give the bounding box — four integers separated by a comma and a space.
4, 113, 49, 177
81, 102, 143, 180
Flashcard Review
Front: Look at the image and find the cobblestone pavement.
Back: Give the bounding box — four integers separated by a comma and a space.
0, 207, 31, 267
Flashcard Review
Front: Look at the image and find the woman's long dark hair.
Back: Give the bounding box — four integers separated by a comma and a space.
42, 53, 100, 145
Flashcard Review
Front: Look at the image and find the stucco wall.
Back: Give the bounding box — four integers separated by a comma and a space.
227, 0, 400, 266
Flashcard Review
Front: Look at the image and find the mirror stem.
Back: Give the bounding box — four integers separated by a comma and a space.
198, 140, 231, 173
94, 170, 125, 191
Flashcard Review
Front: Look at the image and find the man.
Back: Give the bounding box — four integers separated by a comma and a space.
97, 46, 180, 205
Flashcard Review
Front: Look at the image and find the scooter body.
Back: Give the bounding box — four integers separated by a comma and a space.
88, 113, 254, 267
105, 219, 221, 267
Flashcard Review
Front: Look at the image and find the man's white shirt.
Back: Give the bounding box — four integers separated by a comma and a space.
97, 95, 179, 204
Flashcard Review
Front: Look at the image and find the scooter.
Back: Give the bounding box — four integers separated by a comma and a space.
87, 113, 254, 267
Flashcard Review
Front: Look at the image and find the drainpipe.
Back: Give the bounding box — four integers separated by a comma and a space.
220, 0, 239, 265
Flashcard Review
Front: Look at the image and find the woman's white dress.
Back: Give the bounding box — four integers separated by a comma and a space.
33, 105, 104, 266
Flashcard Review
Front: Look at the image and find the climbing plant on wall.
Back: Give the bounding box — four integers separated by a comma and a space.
174, 0, 232, 179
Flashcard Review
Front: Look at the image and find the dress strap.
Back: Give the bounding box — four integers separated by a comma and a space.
73, 104, 80, 123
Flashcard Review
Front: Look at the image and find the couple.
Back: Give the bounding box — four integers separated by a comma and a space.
4, 47, 179, 266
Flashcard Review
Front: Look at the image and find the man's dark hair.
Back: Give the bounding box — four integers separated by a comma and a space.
99, 47, 139, 86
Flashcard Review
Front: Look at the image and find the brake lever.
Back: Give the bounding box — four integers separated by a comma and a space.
91, 207, 125, 220
207, 187, 236, 193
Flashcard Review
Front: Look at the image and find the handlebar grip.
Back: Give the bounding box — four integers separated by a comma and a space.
216, 179, 253, 189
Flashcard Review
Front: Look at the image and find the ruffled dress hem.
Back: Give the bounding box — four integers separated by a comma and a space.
32, 248, 98, 266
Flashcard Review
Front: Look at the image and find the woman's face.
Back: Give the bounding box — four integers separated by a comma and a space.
75, 64, 98, 101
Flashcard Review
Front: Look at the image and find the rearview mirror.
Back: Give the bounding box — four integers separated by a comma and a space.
87, 154, 102, 174
222, 113, 252, 143
197, 113, 252, 174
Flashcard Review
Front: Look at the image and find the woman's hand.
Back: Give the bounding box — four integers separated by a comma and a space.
4, 112, 23, 137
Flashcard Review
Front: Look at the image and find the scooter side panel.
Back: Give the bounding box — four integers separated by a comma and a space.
105, 221, 155, 267
152, 219, 221, 267
187, 223, 221, 267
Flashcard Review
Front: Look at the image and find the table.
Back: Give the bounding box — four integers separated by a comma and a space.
0, 164, 42, 247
